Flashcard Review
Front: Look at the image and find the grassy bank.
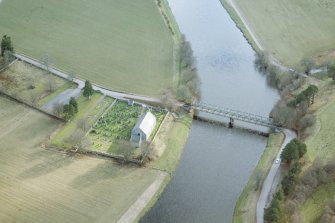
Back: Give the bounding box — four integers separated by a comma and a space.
219, 0, 260, 52
296, 82, 335, 222
221, 0, 335, 68
0, 0, 174, 96
233, 132, 285, 223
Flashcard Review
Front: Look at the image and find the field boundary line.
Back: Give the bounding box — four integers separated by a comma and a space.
0, 90, 66, 122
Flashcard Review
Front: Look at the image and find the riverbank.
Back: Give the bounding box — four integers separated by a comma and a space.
136, 112, 193, 222
218, 0, 260, 53
233, 132, 284, 223
219, 0, 335, 69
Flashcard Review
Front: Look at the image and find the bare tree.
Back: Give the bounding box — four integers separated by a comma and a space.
45, 77, 57, 93
67, 128, 91, 150
117, 140, 135, 163
40, 54, 52, 72
67, 71, 76, 82
140, 141, 153, 164
302, 58, 315, 75
76, 117, 91, 132
52, 102, 63, 116
29, 91, 39, 106
161, 88, 179, 112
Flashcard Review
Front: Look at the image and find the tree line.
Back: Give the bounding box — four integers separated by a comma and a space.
264, 138, 307, 223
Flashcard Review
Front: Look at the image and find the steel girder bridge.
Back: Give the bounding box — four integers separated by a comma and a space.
185, 102, 280, 129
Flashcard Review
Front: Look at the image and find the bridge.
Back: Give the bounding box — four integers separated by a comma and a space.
184, 102, 280, 129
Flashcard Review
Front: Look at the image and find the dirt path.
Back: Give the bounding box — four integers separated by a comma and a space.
115, 171, 167, 223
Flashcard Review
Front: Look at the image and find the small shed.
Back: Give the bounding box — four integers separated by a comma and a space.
131, 111, 156, 147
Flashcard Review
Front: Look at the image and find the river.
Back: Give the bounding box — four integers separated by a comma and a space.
141, 0, 279, 222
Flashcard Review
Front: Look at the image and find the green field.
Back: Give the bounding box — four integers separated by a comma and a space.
0, 96, 163, 222
306, 97, 335, 161
226, 0, 335, 67
0, 0, 174, 96
296, 80, 335, 222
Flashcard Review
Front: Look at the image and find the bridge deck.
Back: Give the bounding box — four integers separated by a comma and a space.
187, 103, 279, 128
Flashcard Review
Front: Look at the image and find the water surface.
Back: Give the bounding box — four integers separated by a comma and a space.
142, 0, 279, 222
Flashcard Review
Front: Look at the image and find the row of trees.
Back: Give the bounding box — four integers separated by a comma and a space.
288, 85, 318, 107
177, 35, 201, 104
264, 138, 307, 222
53, 97, 78, 120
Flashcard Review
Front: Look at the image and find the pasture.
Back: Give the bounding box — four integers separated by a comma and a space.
0, 0, 174, 96
0, 96, 162, 222
229, 0, 335, 67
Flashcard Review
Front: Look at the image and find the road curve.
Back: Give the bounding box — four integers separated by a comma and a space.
14, 53, 161, 104
256, 129, 296, 223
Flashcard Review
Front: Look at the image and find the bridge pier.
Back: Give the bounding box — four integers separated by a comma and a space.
229, 117, 234, 128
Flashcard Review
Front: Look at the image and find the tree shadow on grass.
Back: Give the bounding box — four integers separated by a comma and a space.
69, 162, 134, 189
17, 151, 75, 180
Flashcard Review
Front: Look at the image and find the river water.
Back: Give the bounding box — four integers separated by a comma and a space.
142, 0, 279, 222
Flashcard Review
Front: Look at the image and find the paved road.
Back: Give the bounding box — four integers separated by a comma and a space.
14, 53, 161, 104
256, 129, 296, 223
41, 88, 81, 112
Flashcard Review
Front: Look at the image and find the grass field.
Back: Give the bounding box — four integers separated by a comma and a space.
306, 83, 335, 161
232, 132, 284, 223
226, 0, 335, 67
0, 96, 164, 222
0, 60, 68, 106
0, 0, 174, 96
300, 182, 335, 223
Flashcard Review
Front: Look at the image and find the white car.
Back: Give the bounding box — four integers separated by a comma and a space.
275, 158, 280, 164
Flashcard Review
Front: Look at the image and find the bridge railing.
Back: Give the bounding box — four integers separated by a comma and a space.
186, 102, 280, 128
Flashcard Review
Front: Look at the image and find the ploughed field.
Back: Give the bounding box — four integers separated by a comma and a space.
0, 96, 161, 222
229, 0, 335, 67
0, 0, 174, 96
